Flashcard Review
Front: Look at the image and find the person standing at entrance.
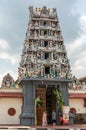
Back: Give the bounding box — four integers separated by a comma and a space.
52, 110, 56, 125
42, 111, 47, 126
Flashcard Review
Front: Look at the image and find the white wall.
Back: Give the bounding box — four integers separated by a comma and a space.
0, 98, 22, 124
69, 98, 86, 113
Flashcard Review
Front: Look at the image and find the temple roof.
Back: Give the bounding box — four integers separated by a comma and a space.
18, 6, 72, 81
1, 73, 15, 88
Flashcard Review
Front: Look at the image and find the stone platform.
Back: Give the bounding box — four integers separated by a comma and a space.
0, 125, 86, 130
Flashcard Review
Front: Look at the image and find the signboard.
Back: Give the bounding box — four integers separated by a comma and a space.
63, 106, 70, 124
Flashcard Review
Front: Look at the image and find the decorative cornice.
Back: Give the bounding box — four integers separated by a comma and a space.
69, 93, 86, 98
0, 92, 23, 98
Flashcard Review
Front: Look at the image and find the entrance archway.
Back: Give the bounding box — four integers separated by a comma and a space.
36, 85, 56, 125
46, 86, 56, 124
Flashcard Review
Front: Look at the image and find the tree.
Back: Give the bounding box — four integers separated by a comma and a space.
35, 96, 43, 125
35, 96, 43, 107
53, 89, 64, 110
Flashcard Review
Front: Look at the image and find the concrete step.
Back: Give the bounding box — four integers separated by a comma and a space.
0, 126, 85, 130
0, 128, 82, 130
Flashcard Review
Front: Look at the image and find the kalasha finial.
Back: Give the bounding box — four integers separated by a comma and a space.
52, 8, 57, 18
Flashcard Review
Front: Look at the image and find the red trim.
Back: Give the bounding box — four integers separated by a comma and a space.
69, 93, 86, 98
0, 92, 23, 98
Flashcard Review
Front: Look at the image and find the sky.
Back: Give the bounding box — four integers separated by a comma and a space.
0, 0, 86, 85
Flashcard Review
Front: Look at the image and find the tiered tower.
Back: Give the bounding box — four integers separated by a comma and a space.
19, 6, 72, 126
18, 6, 71, 80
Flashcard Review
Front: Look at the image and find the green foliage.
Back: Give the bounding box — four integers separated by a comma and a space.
53, 89, 64, 109
35, 96, 43, 107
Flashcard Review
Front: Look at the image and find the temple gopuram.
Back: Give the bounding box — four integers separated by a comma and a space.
0, 6, 86, 126
18, 6, 72, 126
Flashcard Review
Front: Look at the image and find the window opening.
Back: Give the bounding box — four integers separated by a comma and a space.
44, 22, 46, 26
44, 41, 48, 47
45, 66, 50, 74
45, 52, 49, 59
44, 30, 47, 35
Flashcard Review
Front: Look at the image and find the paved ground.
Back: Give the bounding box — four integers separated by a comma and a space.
0, 124, 86, 130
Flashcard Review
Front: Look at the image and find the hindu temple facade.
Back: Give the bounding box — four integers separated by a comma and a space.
1, 5, 86, 126
18, 6, 72, 126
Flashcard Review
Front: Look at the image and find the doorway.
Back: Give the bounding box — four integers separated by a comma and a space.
46, 86, 56, 124
36, 85, 56, 125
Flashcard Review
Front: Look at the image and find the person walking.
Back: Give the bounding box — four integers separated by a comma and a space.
52, 110, 56, 125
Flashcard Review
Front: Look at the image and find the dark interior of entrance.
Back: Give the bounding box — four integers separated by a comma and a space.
46, 86, 56, 124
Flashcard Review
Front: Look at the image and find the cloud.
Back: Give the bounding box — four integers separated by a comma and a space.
0, 52, 18, 65
0, 39, 9, 50
72, 55, 86, 78
0, 39, 19, 65
66, 15, 86, 78
80, 15, 86, 33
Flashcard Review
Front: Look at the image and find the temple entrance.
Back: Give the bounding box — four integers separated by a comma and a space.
46, 86, 56, 124
36, 85, 56, 125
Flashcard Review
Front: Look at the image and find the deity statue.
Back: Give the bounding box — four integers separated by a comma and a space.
52, 8, 57, 18
24, 53, 28, 64
37, 51, 41, 59
56, 64, 60, 78
29, 6, 33, 17
51, 65, 56, 78
49, 40, 52, 47
41, 64, 44, 76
